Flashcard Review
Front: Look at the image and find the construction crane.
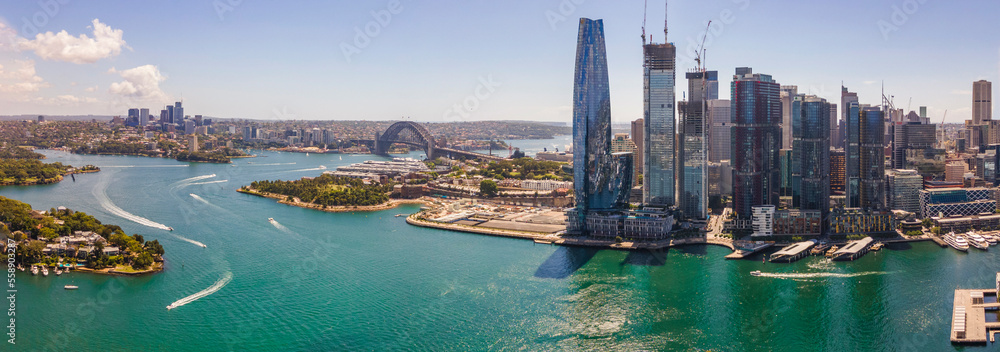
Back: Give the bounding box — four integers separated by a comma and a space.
641, 0, 647, 44
694, 21, 711, 72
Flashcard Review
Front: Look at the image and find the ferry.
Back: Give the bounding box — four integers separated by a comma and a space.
30, 266, 38, 276
987, 235, 999, 245
42, 266, 49, 277
870, 242, 884, 251
825, 245, 840, 258
64, 285, 78, 290
968, 232, 989, 250
750, 270, 762, 276
943, 232, 970, 252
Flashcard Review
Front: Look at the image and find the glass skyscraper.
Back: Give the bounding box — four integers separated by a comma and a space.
731, 67, 781, 221
571, 18, 630, 232
795, 96, 831, 219
859, 107, 885, 210
642, 42, 676, 207
677, 71, 716, 219
842, 87, 860, 207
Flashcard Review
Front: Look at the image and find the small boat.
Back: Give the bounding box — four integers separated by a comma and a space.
64, 285, 78, 290
871, 242, 884, 251
18, 266, 24, 272
30, 266, 38, 276
750, 270, 762, 276
167, 303, 178, 310
825, 246, 840, 258
168, 227, 174, 231
55, 268, 62, 276
42, 266, 49, 277
268, 218, 276, 224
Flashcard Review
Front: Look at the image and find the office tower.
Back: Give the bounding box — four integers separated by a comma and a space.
243, 126, 252, 140
794, 96, 831, 219
678, 71, 713, 219
707, 99, 731, 162
189, 134, 199, 152
160, 109, 168, 125
886, 169, 922, 214
780, 148, 794, 200
919, 106, 928, 122
184, 120, 195, 134
829, 103, 839, 149
195, 115, 203, 126
139, 108, 149, 126
611, 133, 636, 153
731, 67, 781, 221
166, 105, 175, 124
572, 18, 630, 232
37, 115, 44, 123
642, 37, 677, 206
128, 108, 139, 120
830, 148, 846, 194
174, 102, 184, 125
859, 107, 885, 210
843, 86, 861, 207
779, 85, 798, 149
974, 80, 992, 125
945, 161, 967, 183
631, 118, 644, 186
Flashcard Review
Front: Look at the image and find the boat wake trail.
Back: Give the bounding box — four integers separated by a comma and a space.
175, 234, 207, 248
94, 183, 171, 231
178, 174, 217, 184
189, 180, 228, 186
757, 271, 890, 280
189, 193, 213, 206
269, 219, 295, 234
167, 272, 233, 310
101, 165, 190, 168
247, 162, 296, 166
289, 165, 326, 173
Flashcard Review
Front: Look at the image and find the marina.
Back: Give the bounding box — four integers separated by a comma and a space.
830, 237, 874, 261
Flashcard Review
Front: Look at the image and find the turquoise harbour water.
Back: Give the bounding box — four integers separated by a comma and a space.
4, 148, 1000, 351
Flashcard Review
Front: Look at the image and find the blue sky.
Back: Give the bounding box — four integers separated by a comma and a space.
0, 0, 996, 124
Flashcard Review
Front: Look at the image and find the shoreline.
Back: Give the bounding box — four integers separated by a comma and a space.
34, 262, 164, 277
238, 187, 428, 213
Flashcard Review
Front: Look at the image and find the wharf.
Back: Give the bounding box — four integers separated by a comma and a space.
927, 234, 948, 247
951, 289, 990, 344
724, 241, 773, 260
830, 237, 874, 261
769, 240, 817, 263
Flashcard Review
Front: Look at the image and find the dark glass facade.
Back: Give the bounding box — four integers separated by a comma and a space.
571, 18, 630, 233
731, 69, 781, 220
795, 96, 831, 218
859, 107, 885, 210
845, 101, 861, 207
642, 43, 677, 206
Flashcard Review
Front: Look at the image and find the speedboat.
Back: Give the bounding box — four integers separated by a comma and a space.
750, 270, 762, 276
168, 227, 174, 231
30, 266, 38, 276
943, 232, 969, 252
968, 232, 989, 250
64, 285, 78, 290
268, 217, 275, 223
167, 303, 178, 310
55, 268, 62, 276
41, 266, 49, 277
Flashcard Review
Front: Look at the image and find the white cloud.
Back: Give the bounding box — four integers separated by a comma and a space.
108, 64, 169, 102
18, 19, 128, 64
84, 85, 97, 92
0, 59, 49, 93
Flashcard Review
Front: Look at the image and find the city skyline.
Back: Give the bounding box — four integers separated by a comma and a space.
0, 0, 995, 123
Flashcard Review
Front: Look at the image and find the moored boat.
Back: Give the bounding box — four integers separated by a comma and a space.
750, 270, 762, 276
943, 232, 970, 252
30, 266, 38, 276
41, 266, 49, 277
64, 285, 78, 290
968, 232, 989, 250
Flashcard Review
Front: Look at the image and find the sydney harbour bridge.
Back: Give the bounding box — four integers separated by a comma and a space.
351, 121, 505, 161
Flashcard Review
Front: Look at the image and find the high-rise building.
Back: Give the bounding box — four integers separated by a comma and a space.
139, 108, 149, 126
166, 105, 175, 124
731, 67, 781, 222
611, 133, 636, 154
174, 102, 184, 125
707, 99, 732, 162
642, 39, 677, 207
829, 103, 839, 149
631, 118, 644, 186
843, 86, 861, 207
859, 107, 886, 210
945, 161, 967, 183
779, 85, 798, 149
974, 80, 992, 125
886, 169, 922, 214
184, 120, 196, 134
189, 134, 199, 153
677, 71, 713, 219
570, 18, 631, 233
830, 148, 846, 194
794, 96, 831, 219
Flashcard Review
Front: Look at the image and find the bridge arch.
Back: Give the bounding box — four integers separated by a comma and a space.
374, 121, 436, 159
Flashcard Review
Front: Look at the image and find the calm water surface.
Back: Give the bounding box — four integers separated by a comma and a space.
4, 148, 998, 351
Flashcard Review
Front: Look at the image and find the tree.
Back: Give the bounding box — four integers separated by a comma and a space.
921, 218, 933, 228
480, 180, 498, 197
931, 226, 942, 235
145, 240, 164, 256
133, 252, 154, 270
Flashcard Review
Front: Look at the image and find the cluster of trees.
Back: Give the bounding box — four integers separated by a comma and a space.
105, 233, 164, 270
248, 174, 394, 206
175, 151, 232, 163
469, 157, 571, 181
74, 141, 156, 156
0, 159, 70, 184
0, 147, 44, 159
0, 121, 108, 149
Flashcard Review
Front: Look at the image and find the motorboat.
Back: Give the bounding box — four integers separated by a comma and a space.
64, 285, 78, 290
943, 232, 970, 252
968, 232, 989, 250
55, 267, 62, 276
750, 270, 762, 276
30, 266, 38, 276
168, 227, 174, 231
41, 266, 49, 277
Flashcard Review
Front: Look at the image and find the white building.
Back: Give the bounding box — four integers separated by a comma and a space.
751, 205, 775, 237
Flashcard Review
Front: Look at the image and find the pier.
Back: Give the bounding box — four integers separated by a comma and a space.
768, 240, 817, 263
951, 273, 1000, 345
830, 237, 873, 261
724, 241, 773, 260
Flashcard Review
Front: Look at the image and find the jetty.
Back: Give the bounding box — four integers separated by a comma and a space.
769, 240, 818, 263
830, 237, 874, 261
724, 241, 773, 260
